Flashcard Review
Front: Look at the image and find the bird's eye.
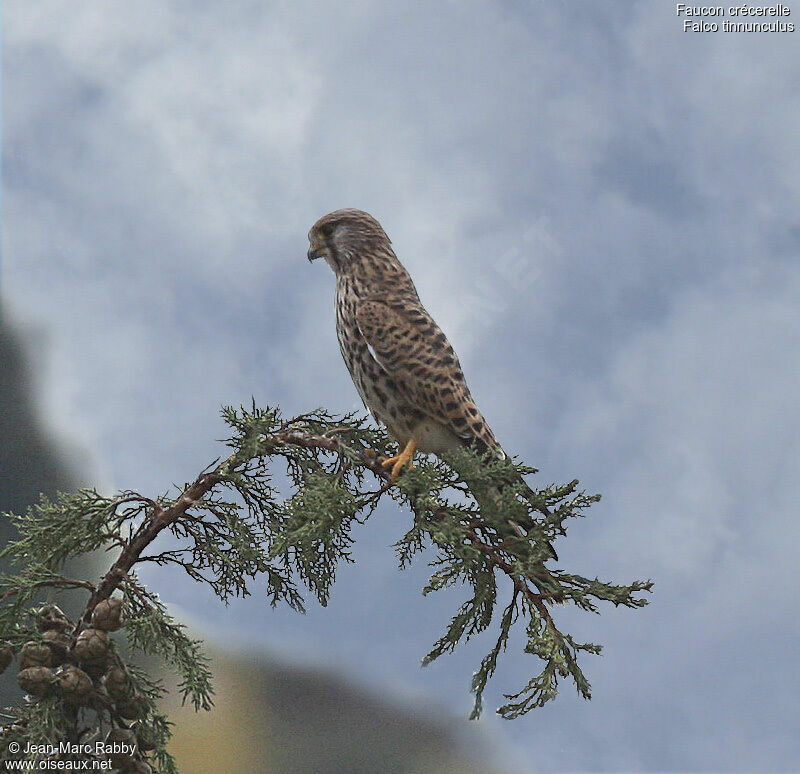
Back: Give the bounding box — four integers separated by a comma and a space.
319, 223, 335, 238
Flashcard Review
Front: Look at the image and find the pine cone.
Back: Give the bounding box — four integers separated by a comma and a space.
134, 726, 156, 752
91, 598, 123, 632
103, 666, 131, 700
105, 727, 138, 768
18, 666, 55, 696
0, 646, 13, 674
35, 605, 71, 632
82, 661, 108, 680
115, 696, 144, 720
57, 665, 94, 705
19, 641, 53, 669
106, 727, 137, 746
74, 627, 111, 664
42, 630, 73, 664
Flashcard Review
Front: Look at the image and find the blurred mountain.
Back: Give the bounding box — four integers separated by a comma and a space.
0, 309, 506, 773
0, 311, 85, 705
167, 649, 502, 774
0, 311, 81, 515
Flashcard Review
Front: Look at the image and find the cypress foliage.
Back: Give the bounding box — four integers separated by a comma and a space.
0, 404, 652, 771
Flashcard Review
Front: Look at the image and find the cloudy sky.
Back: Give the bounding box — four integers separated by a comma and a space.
3, 1, 799, 770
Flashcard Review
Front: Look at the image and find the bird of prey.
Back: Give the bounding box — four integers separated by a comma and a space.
307, 209, 557, 560
306, 208, 510, 479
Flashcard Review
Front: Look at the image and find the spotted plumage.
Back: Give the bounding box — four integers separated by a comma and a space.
308, 208, 558, 561
307, 208, 503, 461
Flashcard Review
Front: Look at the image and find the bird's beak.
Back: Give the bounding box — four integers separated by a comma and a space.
307, 233, 323, 263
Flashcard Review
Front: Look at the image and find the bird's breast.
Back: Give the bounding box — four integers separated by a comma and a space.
334, 281, 414, 440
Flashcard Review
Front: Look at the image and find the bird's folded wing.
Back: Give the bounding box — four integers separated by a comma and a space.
355, 295, 500, 453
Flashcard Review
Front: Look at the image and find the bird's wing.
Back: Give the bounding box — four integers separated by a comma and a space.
355, 295, 500, 454
357, 296, 558, 561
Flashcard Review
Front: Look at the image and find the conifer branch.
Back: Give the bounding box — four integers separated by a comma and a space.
0, 403, 653, 771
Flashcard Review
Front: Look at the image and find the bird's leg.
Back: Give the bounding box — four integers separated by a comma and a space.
381, 438, 417, 482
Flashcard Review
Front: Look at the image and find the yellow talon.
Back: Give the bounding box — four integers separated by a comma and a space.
381, 438, 417, 481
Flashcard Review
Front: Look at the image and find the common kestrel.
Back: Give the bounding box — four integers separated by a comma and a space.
307, 208, 508, 470
307, 209, 556, 559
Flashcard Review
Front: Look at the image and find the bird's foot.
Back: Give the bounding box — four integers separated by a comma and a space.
381, 438, 417, 482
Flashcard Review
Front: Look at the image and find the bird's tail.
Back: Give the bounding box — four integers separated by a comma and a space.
459, 457, 560, 561
514, 469, 560, 559
473, 477, 564, 604
442, 442, 559, 561
490, 475, 559, 562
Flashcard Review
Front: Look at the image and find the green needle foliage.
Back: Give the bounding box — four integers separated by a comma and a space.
0, 403, 652, 771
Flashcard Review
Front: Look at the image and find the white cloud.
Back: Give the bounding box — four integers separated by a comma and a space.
555, 263, 800, 574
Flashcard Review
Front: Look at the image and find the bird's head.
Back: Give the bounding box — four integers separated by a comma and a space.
307, 209, 391, 273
